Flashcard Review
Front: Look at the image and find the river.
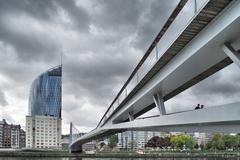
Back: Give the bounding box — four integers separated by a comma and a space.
0, 158, 231, 160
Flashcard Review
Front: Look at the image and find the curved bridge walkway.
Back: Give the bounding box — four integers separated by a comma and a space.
70, 0, 240, 153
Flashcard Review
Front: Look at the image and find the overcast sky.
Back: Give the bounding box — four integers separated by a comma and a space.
0, 0, 240, 134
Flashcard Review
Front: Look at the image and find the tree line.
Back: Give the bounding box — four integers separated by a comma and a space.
145, 134, 194, 149
145, 133, 240, 151
206, 133, 240, 151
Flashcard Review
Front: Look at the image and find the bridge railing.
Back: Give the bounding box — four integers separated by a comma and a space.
97, 0, 209, 128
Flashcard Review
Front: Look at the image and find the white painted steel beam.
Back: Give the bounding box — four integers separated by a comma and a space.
222, 43, 240, 68
105, 102, 240, 133
128, 112, 134, 121
70, 102, 240, 150
110, 0, 240, 124
153, 93, 166, 116
70, 0, 240, 152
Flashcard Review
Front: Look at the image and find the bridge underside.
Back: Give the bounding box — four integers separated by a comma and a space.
107, 102, 240, 133
111, 0, 240, 124
70, 102, 240, 152
70, 0, 240, 153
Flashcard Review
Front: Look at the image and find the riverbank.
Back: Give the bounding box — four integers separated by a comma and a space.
1, 150, 240, 158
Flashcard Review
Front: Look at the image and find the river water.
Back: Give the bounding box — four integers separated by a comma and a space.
0, 158, 231, 160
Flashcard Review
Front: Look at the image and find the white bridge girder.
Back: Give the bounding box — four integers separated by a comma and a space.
70, 0, 240, 152
70, 102, 240, 151
105, 102, 240, 133
110, 0, 240, 124
222, 43, 240, 68
153, 93, 166, 116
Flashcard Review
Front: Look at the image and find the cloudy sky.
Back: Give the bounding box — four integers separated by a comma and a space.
0, 0, 240, 134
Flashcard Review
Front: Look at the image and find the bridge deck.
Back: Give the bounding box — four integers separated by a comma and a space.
111, 0, 234, 123
70, 0, 239, 152
72, 102, 240, 151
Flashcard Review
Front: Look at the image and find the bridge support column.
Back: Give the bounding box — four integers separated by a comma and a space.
222, 43, 240, 68
128, 111, 134, 150
153, 93, 166, 116
69, 122, 73, 144
128, 111, 134, 121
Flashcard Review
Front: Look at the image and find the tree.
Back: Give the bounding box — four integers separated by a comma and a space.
222, 135, 239, 150
210, 133, 224, 150
170, 135, 194, 149
108, 135, 118, 148
145, 136, 171, 148
146, 136, 159, 148
160, 137, 171, 148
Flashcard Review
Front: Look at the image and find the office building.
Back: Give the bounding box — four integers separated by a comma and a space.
26, 65, 62, 149
28, 65, 62, 118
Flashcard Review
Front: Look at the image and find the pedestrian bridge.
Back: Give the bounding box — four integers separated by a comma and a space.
70, 0, 240, 152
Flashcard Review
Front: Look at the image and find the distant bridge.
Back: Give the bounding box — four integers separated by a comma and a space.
70, 0, 240, 152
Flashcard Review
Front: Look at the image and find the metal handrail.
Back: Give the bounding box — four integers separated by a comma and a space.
97, 0, 209, 128
96, 0, 187, 128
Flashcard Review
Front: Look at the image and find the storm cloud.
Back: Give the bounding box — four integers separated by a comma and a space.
0, 88, 8, 107
0, 0, 239, 134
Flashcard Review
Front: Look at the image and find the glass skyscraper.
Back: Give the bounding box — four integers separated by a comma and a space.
28, 65, 62, 118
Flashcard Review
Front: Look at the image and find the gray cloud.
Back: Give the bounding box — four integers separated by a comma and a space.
0, 0, 58, 21
92, 0, 142, 31
0, 0, 60, 62
0, 0, 90, 63
132, 0, 180, 51
0, 0, 239, 134
57, 0, 90, 31
0, 22, 60, 62
191, 65, 240, 98
163, 64, 240, 114
0, 89, 8, 107
64, 52, 134, 106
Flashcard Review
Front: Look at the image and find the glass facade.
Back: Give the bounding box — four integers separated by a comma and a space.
29, 66, 62, 118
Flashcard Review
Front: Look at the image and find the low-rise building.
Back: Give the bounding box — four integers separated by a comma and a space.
3, 123, 11, 148
26, 115, 62, 149
0, 119, 26, 148
11, 125, 20, 148
19, 129, 26, 148
0, 120, 5, 147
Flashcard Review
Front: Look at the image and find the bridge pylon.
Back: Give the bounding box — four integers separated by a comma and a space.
69, 122, 83, 153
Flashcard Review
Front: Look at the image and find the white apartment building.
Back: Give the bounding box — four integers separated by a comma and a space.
193, 132, 212, 147
0, 121, 4, 148
26, 115, 61, 149
117, 131, 137, 149
136, 131, 148, 149
11, 125, 20, 148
